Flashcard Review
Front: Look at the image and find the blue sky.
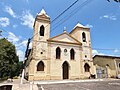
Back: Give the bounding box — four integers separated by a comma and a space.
0, 0, 120, 61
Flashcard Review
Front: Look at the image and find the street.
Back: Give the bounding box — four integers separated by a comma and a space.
37, 80, 120, 90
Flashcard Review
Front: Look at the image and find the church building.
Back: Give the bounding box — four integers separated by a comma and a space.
24, 9, 96, 81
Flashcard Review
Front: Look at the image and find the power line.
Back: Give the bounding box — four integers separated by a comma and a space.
2, 28, 120, 51
30, 0, 80, 40
0, 28, 27, 48
1, 0, 81, 59
31, 0, 93, 41
51, 0, 79, 23
29, 0, 94, 56
92, 48, 120, 51
0, 29, 22, 42
51, 0, 92, 32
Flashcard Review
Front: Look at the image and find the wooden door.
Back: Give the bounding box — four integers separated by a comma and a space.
63, 62, 69, 79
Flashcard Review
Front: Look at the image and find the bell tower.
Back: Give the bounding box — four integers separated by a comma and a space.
33, 9, 50, 42
27, 9, 51, 81
70, 22, 92, 60
70, 22, 91, 47
70, 22, 95, 75
32, 8, 50, 59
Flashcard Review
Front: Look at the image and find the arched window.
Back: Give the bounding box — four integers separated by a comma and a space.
70, 48, 75, 60
56, 47, 61, 59
37, 61, 44, 71
40, 25, 44, 36
118, 63, 120, 69
82, 32, 86, 42
84, 63, 90, 72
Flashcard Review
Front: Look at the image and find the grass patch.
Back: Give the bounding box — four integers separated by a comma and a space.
13, 76, 18, 79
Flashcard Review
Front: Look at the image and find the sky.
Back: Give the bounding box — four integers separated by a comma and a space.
0, 0, 120, 61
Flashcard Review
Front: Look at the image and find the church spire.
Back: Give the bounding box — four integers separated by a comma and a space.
37, 8, 49, 17
74, 22, 85, 28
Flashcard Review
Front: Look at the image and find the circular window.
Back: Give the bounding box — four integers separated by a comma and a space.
64, 49, 67, 53
85, 55, 87, 58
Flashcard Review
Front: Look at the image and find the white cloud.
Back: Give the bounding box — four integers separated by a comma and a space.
92, 49, 120, 57
0, 17, 10, 27
85, 24, 93, 28
6, 32, 27, 61
17, 50, 24, 61
18, 39, 32, 49
16, 39, 28, 48
114, 49, 119, 53
16, 39, 32, 61
5, 6, 16, 18
21, 40, 28, 47
20, 10, 34, 29
92, 50, 105, 57
4, 7, 35, 29
13, 24, 18, 28
92, 50, 98, 55
7, 32, 19, 43
100, 15, 117, 20
26, 0, 29, 3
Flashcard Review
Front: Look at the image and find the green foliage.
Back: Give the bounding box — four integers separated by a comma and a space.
0, 38, 19, 79
13, 76, 18, 79
14, 61, 24, 76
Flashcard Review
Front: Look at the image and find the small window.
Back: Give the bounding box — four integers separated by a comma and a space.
40, 25, 44, 36
64, 49, 67, 53
82, 32, 86, 42
56, 47, 61, 59
41, 52, 43, 54
70, 48, 75, 60
84, 63, 90, 72
37, 61, 44, 71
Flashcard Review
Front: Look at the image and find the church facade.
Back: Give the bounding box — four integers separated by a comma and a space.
24, 9, 96, 81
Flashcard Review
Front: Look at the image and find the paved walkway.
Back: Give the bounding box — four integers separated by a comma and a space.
38, 79, 120, 90
0, 78, 119, 90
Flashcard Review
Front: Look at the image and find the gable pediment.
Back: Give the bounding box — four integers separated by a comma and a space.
48, 32, 81, 45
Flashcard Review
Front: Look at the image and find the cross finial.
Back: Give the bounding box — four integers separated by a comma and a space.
63, 27, 67, 33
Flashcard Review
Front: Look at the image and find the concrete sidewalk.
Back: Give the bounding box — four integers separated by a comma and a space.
0, 78, 38, 90
0, 78, 119, 90
12, 83, 38, 90
0, 83, 38, 90
32, 78, 119, 85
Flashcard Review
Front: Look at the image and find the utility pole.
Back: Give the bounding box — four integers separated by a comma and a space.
21, 38, 31, 84
25, 38, 31, 57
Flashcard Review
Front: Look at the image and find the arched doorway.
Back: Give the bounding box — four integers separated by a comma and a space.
84, 63, 90, 72
37, 61, 44, 71
62, 61, 69, 79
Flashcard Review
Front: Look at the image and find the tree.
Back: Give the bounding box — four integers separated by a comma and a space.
14, 61, 24, 77
107, 0, 120, 2
0, 38, 19, 79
